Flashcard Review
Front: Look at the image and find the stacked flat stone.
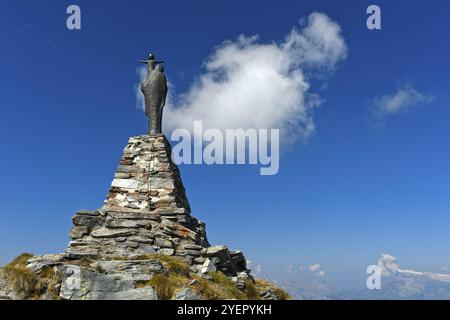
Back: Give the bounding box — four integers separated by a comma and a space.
64, 134, 249, 280
0, 134, 252, 300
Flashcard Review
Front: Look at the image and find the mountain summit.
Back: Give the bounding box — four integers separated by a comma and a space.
0, 134, 288, 300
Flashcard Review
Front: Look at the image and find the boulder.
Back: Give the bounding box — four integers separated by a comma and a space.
73, 214, 103, 228
70, 226, 89, 239
27, 254, 64, 272
59, 265, 158, 300
158, 248, 175, 256
260, 289, 279, 300
201, 258, 217, 274
175, 288, 201, 300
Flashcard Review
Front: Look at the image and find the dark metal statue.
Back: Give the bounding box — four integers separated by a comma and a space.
140, 53, 167, 135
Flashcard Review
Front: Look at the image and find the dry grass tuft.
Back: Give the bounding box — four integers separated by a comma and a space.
149, 274, 174, 300
191, 272, 245, 300
158, 256, 190, 276
244, 279, 259, 300
255, 278, 291, 300
137, 271, 191, 300
3, 253, 61, 300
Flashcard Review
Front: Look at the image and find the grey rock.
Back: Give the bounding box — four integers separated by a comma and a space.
156, 207, 187, 215
159, 248, 174, 256
177, 215, 191, 224
98, 287, 158, 300
136, 244, 157, 255
260, 289, 279, 300
73, 214, 103, 228
91, 259, 165, 275
193, 257, 207, 264
201, 258, 217, 274
116, 165, 145, 173
230, 250, 247, 271
126, 241, 140, 249
128, 236, 154, 244
175, 288, 201, 300
0, 269, 15, 300
76, 210, 101, 216
64, 247, 100, 260
91, 228, 134, 238
107, 211, 158, 220
111, 179, 140, 190
185, 250, 201, 257
105, 217, 152, 229
218, 260, 238, 276
114, 173, 131, 179
59, 265, 83, 300
182, 244, 203, 251
125, 203, 141, 209
206, 245, 228, 256
59, 265, 158, 300
233, 271, 250, 290
155, 237, 173, 248
149, 178, 174, 189
27, 254, 64, 273
70, 226, 89, 239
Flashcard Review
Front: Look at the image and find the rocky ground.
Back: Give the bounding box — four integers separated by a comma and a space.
0, 134, 289, 300
0, 253, 289, 300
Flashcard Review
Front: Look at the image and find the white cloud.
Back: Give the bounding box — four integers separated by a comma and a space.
318, 270, 326, 277
136, 12, 347, 142
309, 264, 321, 272
256, 265, 262, 274
373, 84, 433, 118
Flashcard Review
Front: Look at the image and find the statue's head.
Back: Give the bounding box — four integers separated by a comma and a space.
139, 52, 163, 66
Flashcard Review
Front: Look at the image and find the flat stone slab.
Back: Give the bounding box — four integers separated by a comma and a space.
59, 265, 158, 300
111, 179, 141, 189
91, 228, 134, 238
106, 212, 157, 222
175, 288, 201, 300
27, 254, 64, 272
76, 210, 101, 216
91, 259, 165, 275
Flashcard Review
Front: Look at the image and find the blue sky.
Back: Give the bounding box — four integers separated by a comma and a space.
1, 0, 449, 290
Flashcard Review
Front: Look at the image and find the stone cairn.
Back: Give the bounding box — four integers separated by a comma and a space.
25, 134, 250, 300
